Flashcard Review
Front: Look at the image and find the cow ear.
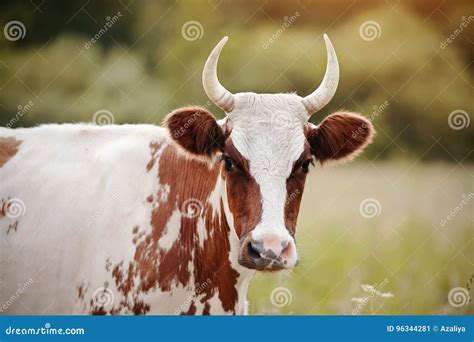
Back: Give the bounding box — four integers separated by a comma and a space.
307, 112, 374, 164
164, 107, 225, 157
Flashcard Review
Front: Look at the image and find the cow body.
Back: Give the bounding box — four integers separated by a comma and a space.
1, 35, 375, 315
0, 124, 252, 314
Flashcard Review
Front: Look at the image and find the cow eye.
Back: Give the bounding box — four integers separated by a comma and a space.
224, 156, 233, 171
301, 159, 312, 173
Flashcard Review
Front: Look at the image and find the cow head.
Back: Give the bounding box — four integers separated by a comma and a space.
165, 35, 374, 272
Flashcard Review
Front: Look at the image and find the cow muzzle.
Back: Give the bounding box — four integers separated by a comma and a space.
238, 233, 297, 271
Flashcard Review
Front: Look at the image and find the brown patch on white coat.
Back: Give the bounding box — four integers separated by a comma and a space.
0, 137, 21, 168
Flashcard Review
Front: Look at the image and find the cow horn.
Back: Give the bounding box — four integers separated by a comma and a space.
301, 34, 339, 116
202, 36, 235, 113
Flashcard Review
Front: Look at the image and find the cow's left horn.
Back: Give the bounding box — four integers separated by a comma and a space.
301, 34, 339, 116
202, 36, 235, 113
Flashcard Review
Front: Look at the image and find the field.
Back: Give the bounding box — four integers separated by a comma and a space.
248, 162, 473, 315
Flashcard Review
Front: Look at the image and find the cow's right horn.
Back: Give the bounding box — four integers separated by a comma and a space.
202, 36, 235, 113
301, 34, 339, 117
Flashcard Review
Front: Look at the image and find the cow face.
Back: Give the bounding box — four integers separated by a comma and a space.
165, 35, 374, 272
165, 101, 373, 271
222, 94, 310, 271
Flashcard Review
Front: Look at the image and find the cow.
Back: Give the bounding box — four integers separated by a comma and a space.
0, 35, 374, 315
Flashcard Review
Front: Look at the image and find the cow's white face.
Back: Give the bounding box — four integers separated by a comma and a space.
224, 93, 308, 270
164, 35, 374, 272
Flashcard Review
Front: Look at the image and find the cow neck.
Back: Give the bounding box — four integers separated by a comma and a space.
142, 143, 251, 314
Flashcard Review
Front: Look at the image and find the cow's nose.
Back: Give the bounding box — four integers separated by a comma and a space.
242, 234, 294, 270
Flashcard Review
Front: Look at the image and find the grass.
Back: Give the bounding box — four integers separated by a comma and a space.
247, 161, 473, 315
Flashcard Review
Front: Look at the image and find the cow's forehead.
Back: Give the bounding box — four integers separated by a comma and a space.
227, 93, 307, 177
229, 92, 308, 123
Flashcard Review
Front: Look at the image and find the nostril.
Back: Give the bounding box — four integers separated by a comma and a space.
248, 239, 264, 259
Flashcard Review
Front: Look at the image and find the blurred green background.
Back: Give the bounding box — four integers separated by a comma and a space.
0, 0, 472, 315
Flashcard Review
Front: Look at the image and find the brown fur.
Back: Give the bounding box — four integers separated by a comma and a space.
284, 142, 312, 235
0, 137, 21, 167
164, 107, 225, 156
0, 198, 6, 218
223, 139, 263, 238
7, 221, 19, 234
307, 112, 374, 164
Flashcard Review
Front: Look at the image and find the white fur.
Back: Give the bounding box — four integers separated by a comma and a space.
227, 93, 306, 267
158, 209, 182, 252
